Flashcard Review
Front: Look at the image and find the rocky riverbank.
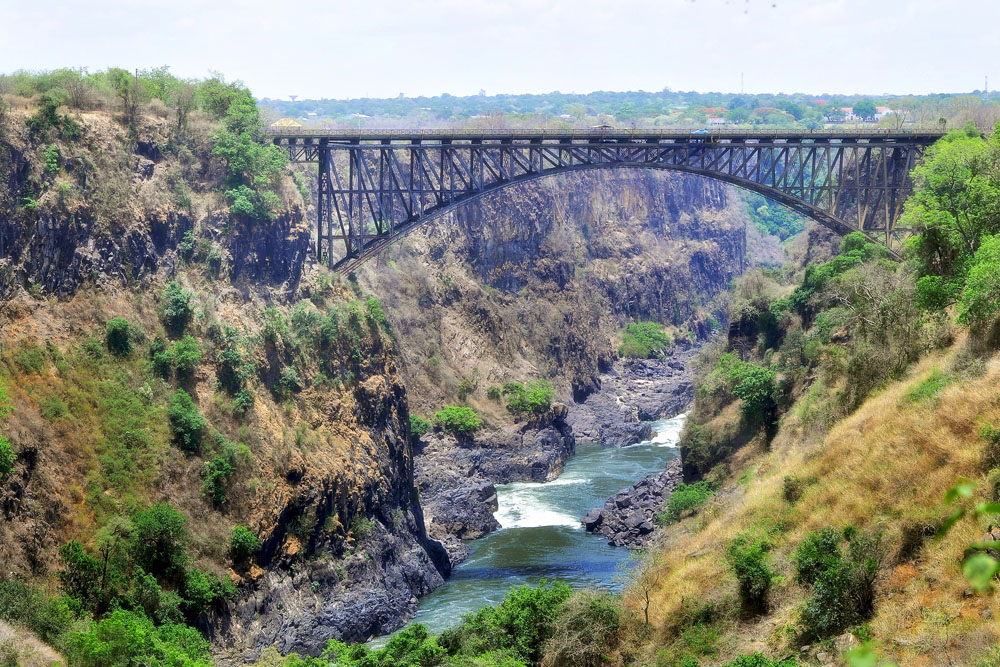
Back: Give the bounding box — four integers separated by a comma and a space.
566, 344, 697, 447
414, 405, 575, 566
583, 458, 683, 548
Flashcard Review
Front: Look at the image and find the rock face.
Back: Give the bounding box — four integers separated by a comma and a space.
583, 458, 683, 548
414, 406, 575, 565
567, 345, 697, 447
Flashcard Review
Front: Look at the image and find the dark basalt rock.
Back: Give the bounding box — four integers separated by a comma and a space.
567, 347, 697, 447
582, 458, 683, 549
413, 405, 576, 566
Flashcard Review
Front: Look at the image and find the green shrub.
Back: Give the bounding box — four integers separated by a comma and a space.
233, 388, 254, 414
487, 385, 502, 401
58, 540, 105, 611
278, 365, 301, 394
732, 365, 777, 424
105, 317, 133, 356
43, 143, 61, 173
439, 581, 572, 664
172, 336, 202, 380
262, 307, 287, 344
726, 533, 774, 616
958, 234, 1000, 332
915, 275, 958, 311
167, 389, 206, 453
0, 436, 14, 482
230, 525, 260, 565
323, 624, 445, 667
0, 580, 75, 648
434, 406, 481, 435
181, 568, 235, 617
794, 527, 842, 586
129, 503, 189, 579
619, 321, 672, 359
161, 282, 194, 337
982, 424, 1000, 472
798, 528, 885, 639
351, 516, 375, 541
457, 377, 476, 401
782, 475, 803, 503
658, 481, 714, 524
150, 337, 174, 379
502, 380, 554, 415
409, 414, 431, 443
542, 590, 622, 667
215, 326, 255, 395
201, 455, 232, 506
66, 608, 211, 667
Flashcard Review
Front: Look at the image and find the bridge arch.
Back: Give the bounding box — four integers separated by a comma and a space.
271, 129, 943, 271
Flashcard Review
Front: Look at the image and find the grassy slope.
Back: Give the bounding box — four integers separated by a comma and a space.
642, 334, 1000, 665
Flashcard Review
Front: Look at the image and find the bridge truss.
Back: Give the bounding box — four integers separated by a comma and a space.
271, 129, 943, 272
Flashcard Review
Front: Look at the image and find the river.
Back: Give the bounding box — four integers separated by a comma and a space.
407, 413, 686, 634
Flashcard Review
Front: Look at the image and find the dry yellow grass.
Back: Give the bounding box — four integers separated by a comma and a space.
638, 338, 1000, 665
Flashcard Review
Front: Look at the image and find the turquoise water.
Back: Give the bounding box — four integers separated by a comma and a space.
406, 413, 685, 634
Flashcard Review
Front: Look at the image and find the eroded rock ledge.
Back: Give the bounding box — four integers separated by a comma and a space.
414, 405, 575, 566
566, 345, 697, 447
583, 458, 683, 548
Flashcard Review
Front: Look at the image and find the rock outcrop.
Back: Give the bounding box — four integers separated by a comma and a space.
414, 406, 575, 565
583, 458, 683, 548
567, 346, 697, 447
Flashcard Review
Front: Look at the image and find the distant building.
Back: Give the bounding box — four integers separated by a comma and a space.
707, 115, 727, 125
270, 117, 304, 129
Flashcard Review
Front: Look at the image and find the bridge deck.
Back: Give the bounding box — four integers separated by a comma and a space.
268, 127, 946, 144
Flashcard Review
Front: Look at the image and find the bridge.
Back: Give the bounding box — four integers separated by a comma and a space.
270, 128, 945, 272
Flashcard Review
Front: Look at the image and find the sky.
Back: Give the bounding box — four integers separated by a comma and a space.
1, 0, 998, 101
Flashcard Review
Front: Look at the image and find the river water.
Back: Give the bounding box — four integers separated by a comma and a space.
408, 413, 686, 634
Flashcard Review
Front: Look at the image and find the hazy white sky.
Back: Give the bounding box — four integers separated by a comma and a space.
1, 0, 997, 100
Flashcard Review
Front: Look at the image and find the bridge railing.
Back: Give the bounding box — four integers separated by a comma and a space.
266, 127, 947, 141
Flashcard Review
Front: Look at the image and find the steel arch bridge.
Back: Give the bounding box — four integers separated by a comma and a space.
270, 128, 944, 272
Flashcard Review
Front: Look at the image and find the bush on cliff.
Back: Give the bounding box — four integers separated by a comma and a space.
0, 436, 14, 482
161, 282, 194, 337
619, 321, 672, 359
434, 406, 481, 435
167, 389, 206, 453
502, 380, 554, 416
105, 317, 134, 356
657, 481, 714, 524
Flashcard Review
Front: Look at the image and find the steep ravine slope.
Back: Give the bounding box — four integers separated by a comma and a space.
0, 107, 448, 661
355, 168, 781, 416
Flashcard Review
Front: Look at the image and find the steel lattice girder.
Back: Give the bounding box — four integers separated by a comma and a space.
271, 130, 942, 272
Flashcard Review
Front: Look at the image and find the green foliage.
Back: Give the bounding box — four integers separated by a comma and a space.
262, 307, 288, 344
434, 406, 481, 435
542, 590, 622, 667
732, 364, 777, 423
67, 609, 211, 667
351, 516, 375, 541
43, 143, 61, 173
172, 336, 202, 380
105, 317, 133, 356
619, 321, 672, 359
129, 503, 190, 580
745, 191, 805, 240
439, 581, 572, 664
658, 481, 714, 524
322, 623, 447, 667
501, 380, 554, 416
794, 527, 842, 586
202, 455, 232, 506
215, 326, 256, 395
58, 540, 105, 611
0, 436, 14, 482
0, 580, 76, 649
958, 234, 1000, 332
486, 385, 502, 401
457, 377, 476, 402
161, 282, 194, 337
150, 337, 174, 378
167, 389, 206, 453
782, 475, 803, 503
983, 424, 1000, 471
726, 533, 774, 616
914, 275, 958, 311
230, 525, 260, 565
410, 414, 431, 442
210, 84, 289, 222
901, 369, 950, 404
798, 528, 885, 639
181, 568, 235, 617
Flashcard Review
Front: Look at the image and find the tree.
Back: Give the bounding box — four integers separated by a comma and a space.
958, 234, 1000, 332
853, 99, 877, 121
434, 406, 481, 435
107, 67, 149, 129
105, 318, 133, 356
230, 525, 260, 565
129, 504, 190, 579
